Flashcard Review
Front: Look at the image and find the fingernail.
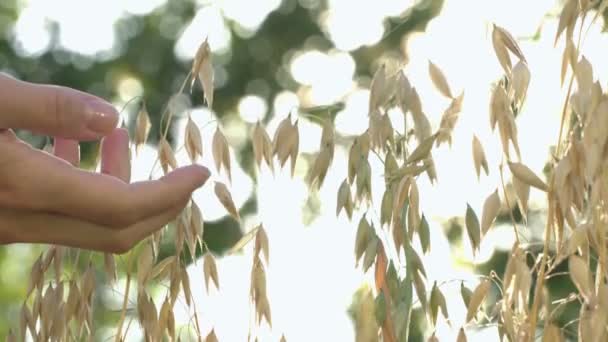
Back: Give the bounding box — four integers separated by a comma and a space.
85, 99, 119, 134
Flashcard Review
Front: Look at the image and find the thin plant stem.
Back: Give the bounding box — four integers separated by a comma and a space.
527, 193, 554, 342
115, 249, 135, 342
499, 162, 521, 245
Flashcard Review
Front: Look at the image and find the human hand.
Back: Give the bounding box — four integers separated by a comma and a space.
0, 74, 209, 254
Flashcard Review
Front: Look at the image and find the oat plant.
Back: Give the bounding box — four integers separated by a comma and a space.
7, 0, 608, 341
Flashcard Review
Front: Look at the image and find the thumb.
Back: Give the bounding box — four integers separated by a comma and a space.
0, 74, 119, 140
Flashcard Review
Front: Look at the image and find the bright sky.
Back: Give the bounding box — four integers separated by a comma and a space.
6, 0, 608, 341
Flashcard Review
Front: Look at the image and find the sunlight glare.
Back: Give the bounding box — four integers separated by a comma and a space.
239, 95, 268, 123
174, 5, 232, 61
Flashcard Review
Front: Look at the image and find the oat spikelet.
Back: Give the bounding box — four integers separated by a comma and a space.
190, 200, 204, 241
134, 103, 151, 154
255, 225, 270, 264
203, 252, 220, 291
361, 235, 378, 272
308, 148, 333, 189
472, 135, 489, 179
185, 116, 203, 162
512, 176, 530, 220
404, 248, 425, 283
308, 120, 334, 188
465, 204, 481, 253
492, 25, 512, 75
180, 264, 192, 307
252, 121, 274, 171
508, 161, 548, 192
27, 254, 43, 298
569, 254, 593, 302
355, 217, 372, 265
457, 327, 468, 342
212, 127, 232, 182
336, 179, 354, 220
392, 176, 412, 224
272, 114, 300, 177
406, 133, 436, 165
555, 0, 579, 46
229, 225, 261, 255
429, 281, 449, 326
510, 61, 530, 107
355, 158, 372, 204
369, 64, 394, 114
493, 24, 527, 66
428, 60, 453, 99
561, 38, 577, 86
348, 134, 370, 183
150, 256, 176, 281
419, 214, 431, 254
481, 189, 500, 237
436, 92, 464, 147
288, 120, 300, 176
466, 279, 491, 322
380, 189, 393, 227
192, 39, 214, 108
205, 328, 219, 342
460, 282, 473, 307
412, 269, 427, 309
158, 138, 177, 174
214, 181, 240, 221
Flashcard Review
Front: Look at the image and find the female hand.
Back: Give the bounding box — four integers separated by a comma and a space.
0, 74, 208, 254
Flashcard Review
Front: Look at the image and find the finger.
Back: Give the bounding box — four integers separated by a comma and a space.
0, 74, 119, 140
100, 128, 131, 182
113, 199, 188, 253
0, 199, 188, 254
53, 138, 80, 166
0, 140, 210, 227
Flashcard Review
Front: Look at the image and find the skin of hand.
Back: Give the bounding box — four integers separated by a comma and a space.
0, 73, 210, 254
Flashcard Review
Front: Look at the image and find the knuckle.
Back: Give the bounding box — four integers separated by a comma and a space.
46, 87, 76, 134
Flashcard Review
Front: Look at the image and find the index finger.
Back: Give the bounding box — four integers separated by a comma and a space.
0, 74, 119, 140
